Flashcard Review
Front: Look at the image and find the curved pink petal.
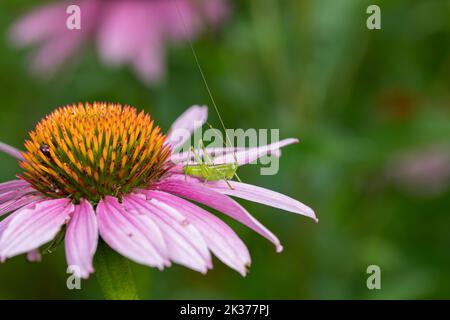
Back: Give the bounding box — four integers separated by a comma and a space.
166, 105, 208, 150
144, 190, 251, 276
205, 180, 317, 222
12, 1, 99, 75
0, 190, 25, 204
0, 211, 16, 239
8, 3, 66, 47
65, 199, 98, 279
0, 195, 43, 217
170, 139, 296, 165
131, 21, 165, 85
0, 180, 38, 215
0, 180, 31, 193
123, 193, 212, 273
212, 138, 299, 165
31, 33, 85, 75
171, 146, 248, 164
0, 199, 73, 261
0, 142, 24, 161
154, 179, 283, 252
97, 1, 152, 66
97, 196, 169, 269
30, 1, 99, 74
0, 185, 36, 205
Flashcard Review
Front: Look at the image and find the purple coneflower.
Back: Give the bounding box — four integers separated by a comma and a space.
0, 103, 316, 279
9, 0, 229, 84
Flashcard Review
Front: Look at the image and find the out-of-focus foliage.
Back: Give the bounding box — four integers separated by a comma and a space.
0, 0, 449, 299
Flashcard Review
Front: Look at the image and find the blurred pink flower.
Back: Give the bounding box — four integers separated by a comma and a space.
387, 145, 450, 196
9, 0, 229, 84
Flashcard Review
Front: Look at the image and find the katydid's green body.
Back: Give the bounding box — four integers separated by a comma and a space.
183, 162, 237, 181
182, 140, 239, 188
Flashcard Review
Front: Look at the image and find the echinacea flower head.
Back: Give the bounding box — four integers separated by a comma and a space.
0, 103, 316, 279
20, 103, 172, 203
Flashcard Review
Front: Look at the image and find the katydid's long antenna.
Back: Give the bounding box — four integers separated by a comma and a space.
173, 0, 235, 152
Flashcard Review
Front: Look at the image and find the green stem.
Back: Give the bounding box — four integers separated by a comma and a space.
94, 241, 139, 300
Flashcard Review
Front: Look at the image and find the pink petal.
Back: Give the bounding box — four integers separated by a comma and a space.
11, 0, 99, 75
166, 105, 208, 150
96, 196, 169, 269
170, 146, 248, 164
0, 199, 73, 261
0, 186, 36, 205
0, 211, 16, 239
31, 33, 84, 75
97, 1, 152, 66
65, 199, 98, 279
205, 180, 317, 222
97, 1, 167, 84
170, 139, 296, 165
123, 193, 212, 273
8, 3, 66, 46
0, 142, 24, 161
167, 164, 185, 175
0, 195, 43, 217
0, 180, 31, 193
154, 179, 283, 252
144, 190, 251, 276
212, 138, 299, 165
131, 22, 165, 85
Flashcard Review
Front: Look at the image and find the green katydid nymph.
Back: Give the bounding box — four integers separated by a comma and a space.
182, 139, 240, 190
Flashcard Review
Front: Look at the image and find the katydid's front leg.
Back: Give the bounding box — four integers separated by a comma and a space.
191, 145, 203, 165
201, 165, 210, 185
224, 178, 234, 190
232, 162, 242, 182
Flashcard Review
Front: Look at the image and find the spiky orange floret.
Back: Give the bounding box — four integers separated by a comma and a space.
20, 102, 172, 202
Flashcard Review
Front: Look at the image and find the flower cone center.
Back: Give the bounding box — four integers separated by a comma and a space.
20, 102, 172, 202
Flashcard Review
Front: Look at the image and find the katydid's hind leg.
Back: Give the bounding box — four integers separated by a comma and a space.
224, 178, 234, 190
231, 161, 242, 182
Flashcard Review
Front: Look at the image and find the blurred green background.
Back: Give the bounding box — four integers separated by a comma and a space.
0, 0, 449, 299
